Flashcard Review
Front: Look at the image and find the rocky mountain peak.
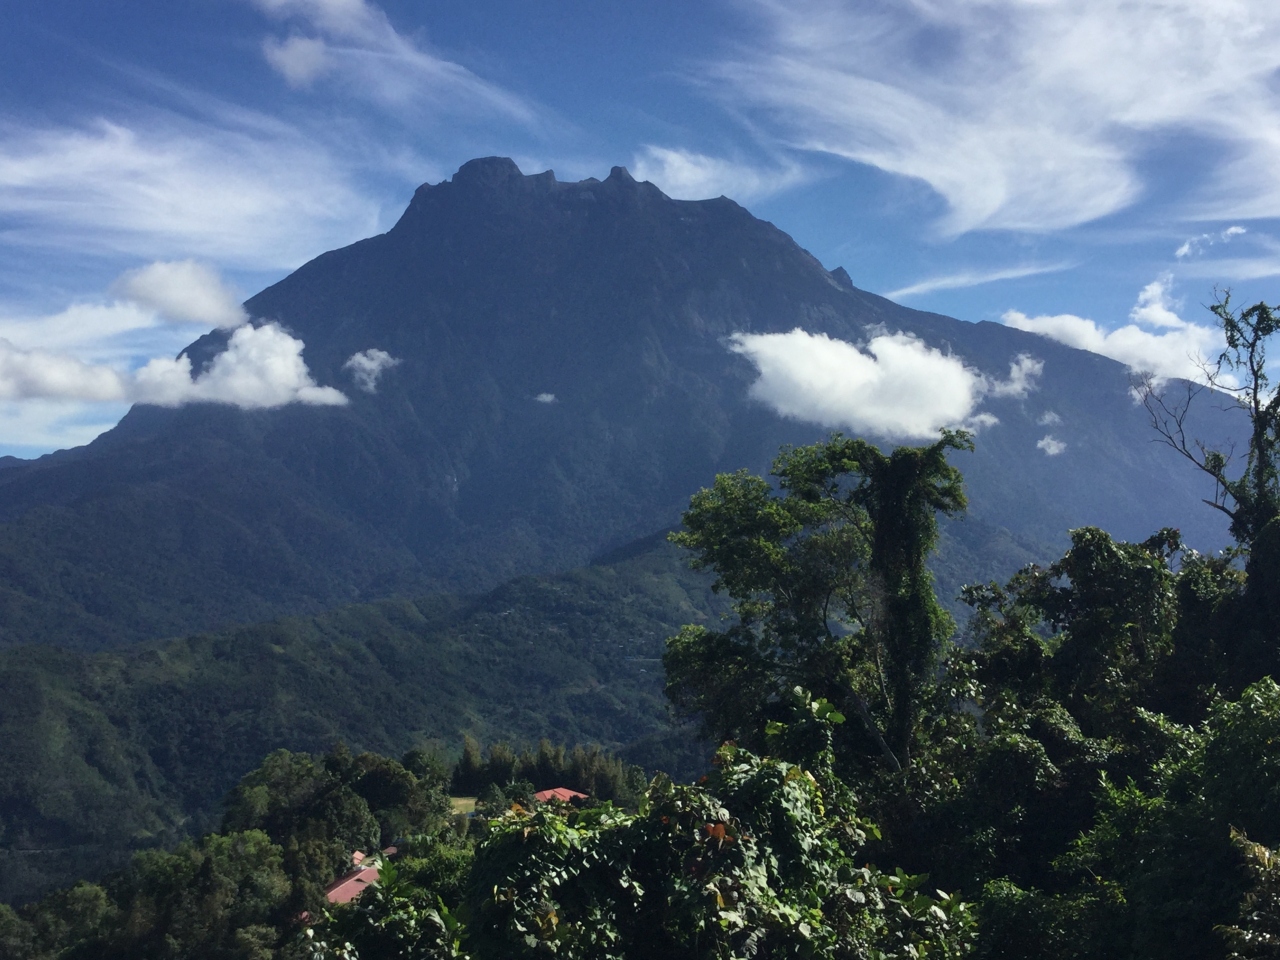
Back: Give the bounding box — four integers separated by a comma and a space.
451, 156, 524, 185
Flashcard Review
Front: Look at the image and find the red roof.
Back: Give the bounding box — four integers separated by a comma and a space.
533, 787, 589, 803
325, 865, 379, 905
325, 847, 401, 905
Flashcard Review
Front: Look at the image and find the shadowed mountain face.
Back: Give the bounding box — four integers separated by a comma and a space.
0, 158, 1238, 648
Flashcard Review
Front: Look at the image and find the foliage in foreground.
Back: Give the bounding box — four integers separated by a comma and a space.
311, 695, 975, 960
0, 705, 978, 960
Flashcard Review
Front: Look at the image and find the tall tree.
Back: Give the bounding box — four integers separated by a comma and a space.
1142, 295, 1280, 546
664, 430, 972, 772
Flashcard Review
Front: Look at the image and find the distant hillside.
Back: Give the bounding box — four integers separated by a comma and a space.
0, 157, 1240, 649
0, 536, 721, 903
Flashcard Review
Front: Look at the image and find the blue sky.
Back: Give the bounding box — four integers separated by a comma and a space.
2, 0, 1280, 455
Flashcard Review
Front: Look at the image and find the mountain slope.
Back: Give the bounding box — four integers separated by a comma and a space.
0, 157, 1240, 648
0, 536, 718, 902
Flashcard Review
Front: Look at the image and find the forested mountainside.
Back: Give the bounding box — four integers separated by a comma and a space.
0, 158, 1242, 650
12, 396, 1280, 960
0, 535, 718, 903
0, 508, 1033, 904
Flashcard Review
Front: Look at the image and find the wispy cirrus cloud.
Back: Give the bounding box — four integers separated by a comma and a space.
0, 114, 383, 269
251, 0, 540, 126
713, 0, 1280, 234
630, 145, 808, 202
0, 302, 166, 364
0, 2, 549, 276
1172, 229, 1280, 280
886, 262, 1075, 300
1176, 226, 1247, 259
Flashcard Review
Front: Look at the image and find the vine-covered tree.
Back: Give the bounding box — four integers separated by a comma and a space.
664, 430, 972, 773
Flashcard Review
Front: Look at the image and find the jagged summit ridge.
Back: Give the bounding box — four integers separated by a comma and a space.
394, 157, 721, 239
446, 155, 639, 190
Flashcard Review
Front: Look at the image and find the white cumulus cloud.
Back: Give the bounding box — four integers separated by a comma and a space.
343, 348, 400, 392
134, 322, 347, 408
729, 328, 1025, 440
1037, 435, 1067, 456
0, 262, 346, 451
988, 354, 1043, 399
112, 260, 248, 329
1004, 276, 1221, 382
1128, 276, 1186, 328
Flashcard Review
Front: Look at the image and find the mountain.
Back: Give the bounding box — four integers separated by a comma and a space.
0, 157, 1240, 649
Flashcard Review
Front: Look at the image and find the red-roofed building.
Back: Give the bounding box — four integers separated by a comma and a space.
324, 847, 400, 905
325, 865, 379, 905
533, 787, 589, 803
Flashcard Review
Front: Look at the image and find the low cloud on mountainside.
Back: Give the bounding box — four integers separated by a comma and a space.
729, 328, 1039, 441
134, 323, 347, 408
343, 348, 401, 393
1037, 435, 1067, 456
1003, 275, 1221, 383
0, 322, 347, 409
0, 260, 349, 413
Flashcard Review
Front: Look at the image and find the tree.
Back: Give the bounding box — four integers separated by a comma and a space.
1139, 294, 1280, 688
664, 431, 972, 773
1140, 295, 1280, 546
222, 746, 454, 915
462, 696, 976, 960
926, 528, 1188, 896
1050, 678, 1280, 960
